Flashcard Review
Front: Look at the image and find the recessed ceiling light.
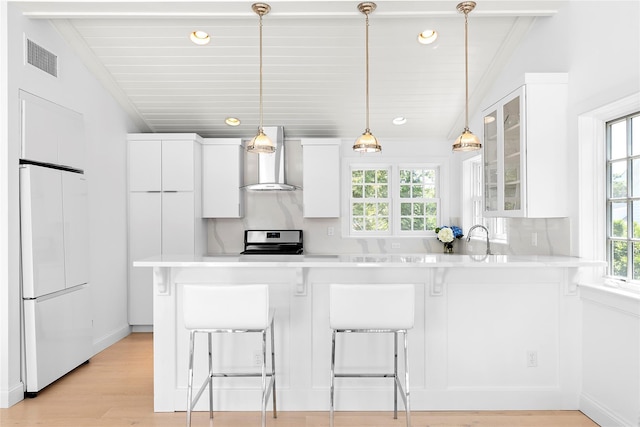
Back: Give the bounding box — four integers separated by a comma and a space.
417, 29, 438, 45
225, 117, 241, 126
190, 30, 211, 45
393, 117, 407, 125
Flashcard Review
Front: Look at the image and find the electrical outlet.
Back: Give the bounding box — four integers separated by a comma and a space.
531, 232, 538, 247
391, 243, 400, 249
254, 351, 263, 366
526, 350, 538, 367
327, 226, 334, 236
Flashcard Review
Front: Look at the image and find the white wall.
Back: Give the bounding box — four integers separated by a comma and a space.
580, 285, 640, 427
0, 4, 138, 407
0, 0, 13, 409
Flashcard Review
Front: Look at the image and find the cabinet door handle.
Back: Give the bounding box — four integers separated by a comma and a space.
163, 190, 178, 193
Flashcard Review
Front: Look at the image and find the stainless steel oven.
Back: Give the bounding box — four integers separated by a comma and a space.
241, 230, 303, 255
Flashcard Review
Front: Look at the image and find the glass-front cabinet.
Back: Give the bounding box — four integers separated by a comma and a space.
483, 87, 524, 217
482, 73, 569, 218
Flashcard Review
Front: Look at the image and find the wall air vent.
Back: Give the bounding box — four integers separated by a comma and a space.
26, 39, 57, 77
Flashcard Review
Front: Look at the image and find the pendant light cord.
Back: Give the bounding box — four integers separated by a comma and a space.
463, 10, 469, 130
259, 13, 264, 133
364, 12, 370, 132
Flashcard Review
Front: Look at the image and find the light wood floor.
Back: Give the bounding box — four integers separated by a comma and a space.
0, 333, 600, 427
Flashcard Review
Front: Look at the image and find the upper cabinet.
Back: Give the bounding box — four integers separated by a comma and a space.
301, 138, 341, 218
482, 73, 568, 218
202, 138, 244, 218
129, 138, 195, 192
20, 90, 85, 170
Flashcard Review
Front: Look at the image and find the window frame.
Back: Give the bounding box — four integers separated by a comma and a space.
342, 156, 449, 238
577, 93, 640, 293
606, 111, 640, 283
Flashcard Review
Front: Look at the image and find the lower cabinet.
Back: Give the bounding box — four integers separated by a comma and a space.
128, 191, 198, 325
128, 192, 161, 325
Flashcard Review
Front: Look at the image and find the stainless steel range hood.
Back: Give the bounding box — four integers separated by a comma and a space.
244, 126, 298, 191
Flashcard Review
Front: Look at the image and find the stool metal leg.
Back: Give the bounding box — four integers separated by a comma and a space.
404, 330, 411, 427
207, 332, 213, 421
394, 332, 398, 419
261, 330, 267, 427
329, 329, 336, 427
186, 330, 195, 427
270, 316, 277, 419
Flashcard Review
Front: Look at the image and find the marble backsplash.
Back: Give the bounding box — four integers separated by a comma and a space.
206, 191, 571, 257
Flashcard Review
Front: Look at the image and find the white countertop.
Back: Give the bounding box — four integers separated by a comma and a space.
134, 253, 606, 268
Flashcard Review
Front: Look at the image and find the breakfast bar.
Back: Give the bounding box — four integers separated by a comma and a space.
134, 254, 604, 413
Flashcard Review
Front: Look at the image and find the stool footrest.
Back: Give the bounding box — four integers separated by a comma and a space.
211, 372, 274, 378
334, 373, 396, 378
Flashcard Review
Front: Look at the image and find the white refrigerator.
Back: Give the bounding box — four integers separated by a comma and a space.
20, 162, 93, 396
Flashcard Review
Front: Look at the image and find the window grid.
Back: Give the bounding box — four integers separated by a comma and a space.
607, 112, 640, 281
348, 165, 442, 236
471, 160, 484, 226
467, 156, 508, 241
399, 168, 439, 233
351, 168, 390, 233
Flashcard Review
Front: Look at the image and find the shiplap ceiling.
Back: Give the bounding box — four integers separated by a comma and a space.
13, 1, 560, 140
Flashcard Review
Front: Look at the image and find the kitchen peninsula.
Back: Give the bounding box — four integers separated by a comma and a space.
135, 254, 604, 413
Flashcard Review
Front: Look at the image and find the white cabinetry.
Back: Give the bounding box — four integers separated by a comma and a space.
19, 90, 85, 170
202, 138, 244, 218
482, 73, 568, 218
301, 138, 341, 217
127, 134, 204, 326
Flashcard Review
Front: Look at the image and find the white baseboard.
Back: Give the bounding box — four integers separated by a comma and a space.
131, 325, 153, 333
92, 324, 131, 356
580, 392, 636, 427
0, 381, 26, 408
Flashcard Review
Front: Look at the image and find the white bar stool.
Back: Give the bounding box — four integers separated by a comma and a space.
329, 284, 415, 427
182, 284, 276, 427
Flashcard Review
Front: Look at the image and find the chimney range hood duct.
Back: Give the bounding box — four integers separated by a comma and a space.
243, 126, 298, 191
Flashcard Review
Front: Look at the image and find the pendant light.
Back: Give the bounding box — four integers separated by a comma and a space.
247, 3, 275, 154
353, 2, 381, 153
452, 1, 482, 152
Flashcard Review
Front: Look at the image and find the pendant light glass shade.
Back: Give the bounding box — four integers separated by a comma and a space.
452, 128, 482, 151
452, 1, 481, 152
353, 2, 381, 153
248, 3, 275, 154
247, 128, 275, 153
354, 129, 380, 153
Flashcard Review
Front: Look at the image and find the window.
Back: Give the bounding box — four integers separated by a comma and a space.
606, 112, 640, 281
399, 167, 439, 232
463, 155, 507, 241
348, 163, 442, 236
350, 168, 390, 233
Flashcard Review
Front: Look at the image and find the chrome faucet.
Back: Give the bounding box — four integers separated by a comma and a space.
466, 225, 492, 255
